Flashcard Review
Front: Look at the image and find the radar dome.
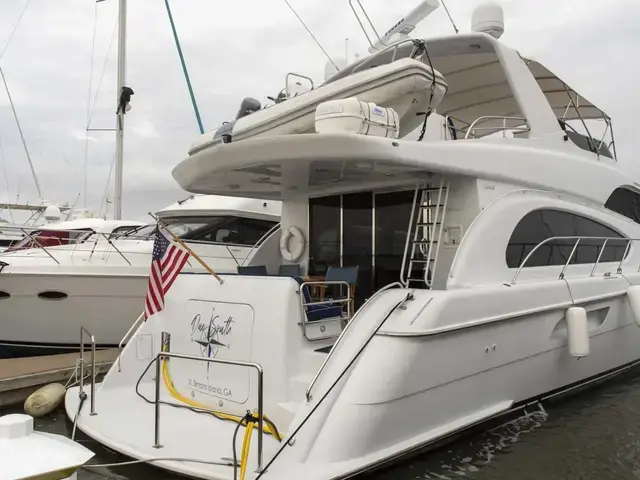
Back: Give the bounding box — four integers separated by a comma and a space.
324, 57, 348, 82
43, 205, 61, 222
471, 3, 504, 39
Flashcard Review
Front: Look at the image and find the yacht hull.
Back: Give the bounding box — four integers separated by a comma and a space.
64, 274, 640, 480
265, 277, 640, 479
0, 272, 147, 358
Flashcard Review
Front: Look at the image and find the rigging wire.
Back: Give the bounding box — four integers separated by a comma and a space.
0, 134, 15, 224
0, 0, 33, 62
282, 0, 338, 71
0, 66, 42, 200
0, 0, 41, 202
163, 0, 204, 134
87, 17, 119, 128
85, 10, 119, 213
84, 1, 99, 209
440, 0, 459, 34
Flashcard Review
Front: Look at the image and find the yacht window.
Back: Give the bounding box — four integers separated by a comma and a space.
506, 210, 627, 268
309, 196, 340, 276
117, 224, 158, 240
164, 219, 213, 237
181, 217, 242, 244
605, 187, 640, 224
108, 225, 140, 238
241, 218, 276, 246
69, 228, 95, 243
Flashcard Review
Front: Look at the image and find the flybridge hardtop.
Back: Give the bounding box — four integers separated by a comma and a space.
174, 31, 619, 204
188, 50, 448, 154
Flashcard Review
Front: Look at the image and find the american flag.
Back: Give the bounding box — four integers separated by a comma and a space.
144, 227, 191, 320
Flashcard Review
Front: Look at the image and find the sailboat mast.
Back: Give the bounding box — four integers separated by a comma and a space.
113, 0, 127, 220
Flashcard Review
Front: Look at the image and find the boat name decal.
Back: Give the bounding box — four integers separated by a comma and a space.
190, 309, 235, 359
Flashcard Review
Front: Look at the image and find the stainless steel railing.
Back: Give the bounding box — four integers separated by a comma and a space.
299, 280, 352, 341
464, 116, 529, 139
0, 225, 273, 269
441, 115, 529, 140
510, 235, 635, 284
153, 351, 265, 469
79, 327, 97, 416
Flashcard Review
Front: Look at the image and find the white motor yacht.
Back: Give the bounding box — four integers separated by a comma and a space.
66, 4, 640, 480
0, 195, 280, 357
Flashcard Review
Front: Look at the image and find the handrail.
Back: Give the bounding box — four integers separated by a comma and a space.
79, 327, 97, 416
14, 227, 60, 264
96, 232, 132, 266
285, 73, 314, 98
117, 313, 145, 372
511, 235, 633, 284
305, 281, 403, 403
299, 281, 352, 341
400, 185, 420, 287
153, 351, 264, 469
464, 116, 528, 139
0, 232, 265, 267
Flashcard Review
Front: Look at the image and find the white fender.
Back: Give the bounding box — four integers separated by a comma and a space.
627, 285, 640, 327
566, 307, 589, 358
24, 383, 66, 418
279, 226, 306, 263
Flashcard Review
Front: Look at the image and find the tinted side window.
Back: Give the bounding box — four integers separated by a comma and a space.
187, 218, 242, 244
506, 210, 627, 268
241, 219, 276, 246
605, 187, 640, 223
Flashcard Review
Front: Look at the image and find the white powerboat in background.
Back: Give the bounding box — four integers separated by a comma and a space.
0, 202, 107, 252
0, 195, 280, 358
66, 2, 640, 480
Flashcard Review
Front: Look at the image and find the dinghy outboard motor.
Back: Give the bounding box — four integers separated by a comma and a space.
217, 97, 262, 144
236, 97, 261, 119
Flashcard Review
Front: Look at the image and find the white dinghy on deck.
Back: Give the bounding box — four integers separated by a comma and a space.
190, 53, 447, 152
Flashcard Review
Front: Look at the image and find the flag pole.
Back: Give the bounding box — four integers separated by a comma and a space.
148, 212, 224, 284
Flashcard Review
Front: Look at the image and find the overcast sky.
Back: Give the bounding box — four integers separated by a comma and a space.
0, 0, 638, 222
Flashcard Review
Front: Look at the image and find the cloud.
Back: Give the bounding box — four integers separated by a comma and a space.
0, 0, 636, 221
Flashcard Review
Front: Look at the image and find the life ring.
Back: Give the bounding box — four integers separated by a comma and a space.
280, 226, 306, 262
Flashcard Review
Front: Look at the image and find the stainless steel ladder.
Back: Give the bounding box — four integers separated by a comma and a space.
402, 179, 449, 288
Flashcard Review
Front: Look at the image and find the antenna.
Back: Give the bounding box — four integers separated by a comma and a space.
440, 0, 459, 34
369, 0, 441, 52
283, 0, 339, 70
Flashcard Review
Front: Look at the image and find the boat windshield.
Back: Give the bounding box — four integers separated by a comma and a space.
115, 224, 157, 240
117, 217, 238, 241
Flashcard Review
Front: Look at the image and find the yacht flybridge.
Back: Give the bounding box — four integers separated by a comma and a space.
0, 195, 280, 357
66, 3, 640, 480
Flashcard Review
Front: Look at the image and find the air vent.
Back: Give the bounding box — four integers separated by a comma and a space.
37, 291, 68, 301
0, 291, 10, 299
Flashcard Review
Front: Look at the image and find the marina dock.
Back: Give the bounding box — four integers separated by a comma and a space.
0, 350, 117, 408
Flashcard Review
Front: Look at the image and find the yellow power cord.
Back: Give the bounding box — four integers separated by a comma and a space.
239, 417, 255, 480
160, 355, 282, 440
